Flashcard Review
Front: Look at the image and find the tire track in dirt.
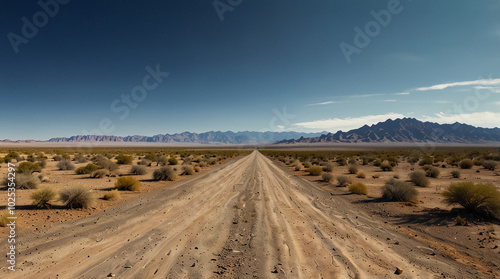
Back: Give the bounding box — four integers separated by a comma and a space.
2, 151, 478, 278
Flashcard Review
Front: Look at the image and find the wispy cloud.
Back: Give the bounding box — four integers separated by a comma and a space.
495, 102, 500, 105
415, 78, 500, 91
421, 111, 500, 128
384, 99, 397, 102
293, 113, 406, 132
393, 92, 410, 95
475, 86, 500, 93
350, 93, 385, 98
307, 101, 342, 106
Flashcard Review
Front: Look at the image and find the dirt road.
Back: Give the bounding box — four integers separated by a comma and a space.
3, 151, 478, 278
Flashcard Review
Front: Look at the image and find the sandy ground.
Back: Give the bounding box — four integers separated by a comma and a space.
0, 151, 497, 278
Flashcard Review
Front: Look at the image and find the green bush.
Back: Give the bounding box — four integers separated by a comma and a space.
144, 153, 157, 162
168, 156, 178, 165
90, 169, 109, 178
157, 156, 168, 166
75, 163, 100, 175
451, 170, 461, 178
380, 162, 393, 172
137, 159, 151, 166
322, 172, 334, 182
356, 172, 366, 179
373, 159, 382, 167
0, 210, 16, 227
382, 178, 417, 202
459, 159, 474, 169
130, 165, 147, 175
57, 159, 75, 171
74, 154, 88, 163
17, 161, 42, 174
103, 189, 120, 201
348, 182, 367, 195
115, 176, 141, 191
483, 160, 497, 171
308, 166, 323, 176
153, 166, 177, 181
337, 175, 351, 187
59, 185, 95, 209
419, 156, 434, 166
31, 187, 58, 208
409, 171, 430, 187
53, 155, 63, 161
442, 182, 500, 217
181, 165, 194, 175
116, 154, 133, 165
348, 164, 358, 174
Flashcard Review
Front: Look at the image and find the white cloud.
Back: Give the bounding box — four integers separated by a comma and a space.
307, 101, 341, 106
475, 86, 500, 93
393, 92, 410, 95
415, 78, 500, 91
292, 113, 406, 132
421, 112, 500, 128
384, 99, 397, 102
495, 102, 500, 105
350, 93, 385, 98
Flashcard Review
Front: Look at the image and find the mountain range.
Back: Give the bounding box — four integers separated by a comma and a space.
276, 118, 500, 144
1, 118, 499, 145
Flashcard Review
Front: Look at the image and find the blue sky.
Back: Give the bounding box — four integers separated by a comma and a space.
1, 0, 499, 140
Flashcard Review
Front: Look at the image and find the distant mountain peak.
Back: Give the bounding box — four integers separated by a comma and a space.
276, 118, 500, 144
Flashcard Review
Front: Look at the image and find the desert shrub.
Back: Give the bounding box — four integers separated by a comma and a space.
137, 159, 151, 166
17, 161, 42, 174
337, 175, 351, 187
181, 165, 194, 175
409, 171, 430, 187
57, 159, 75, 171
380, 162, 393, 172
90, 169, 109, 178
182, 158, 192, 165
31, 187, 58, 208
194, 166, 201, 172
0, 210, 16, 227
157, 156, 168, 166
373, 159, 382, 167
372, 174, 380, 179
3, 173, 40, 189
357, 172, 366, 179
336, 157, 347, 166
348, 164, 358, 174
75, 163, 100, 175
393, 174, 400, 179
483, 160, 498, 171
382, 178, 417, 202
37, 158, 47, 168
451, 170, 461, 178
130, 165, 147, 175
168, 156, 178, 165
96, 158, 119, 171
4, 151, 20, 163
53, 155, 63, 161
207, 158, 217, 165
322, 172, 334, 182
303, 161, 312, 168
348, 182, 367, 195
348, 158, 357, 165
144, 153, 157, 162
74, 154, 88, 163
294, 164, 302, 171
408, 157, 419, 165
115, 176, 141, 191
59, 185, 95, 209
199, 161, 207, 168
473, 159, 484, 166
442, 182, 500, 217
103, 189, 121, 201
116, 154, 133, 165
419, 156, 434, 166
153, 166, 177, 181
459, 159, 474, 169
322, 163, 333, 173
308, 166, 323, 176
425, 167, 440, 178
